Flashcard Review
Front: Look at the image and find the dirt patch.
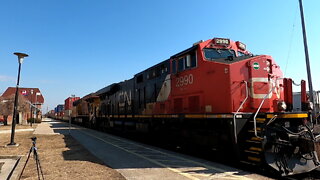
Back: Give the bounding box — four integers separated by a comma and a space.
0, 124, 36, 130
0, 132, 125, 180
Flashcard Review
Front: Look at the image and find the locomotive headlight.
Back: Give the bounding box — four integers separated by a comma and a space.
266, 60, 273, 74
277, 100, 287, 111
264, 67, 271, 73
266, 60, 270, 66
236, 41, 246, 50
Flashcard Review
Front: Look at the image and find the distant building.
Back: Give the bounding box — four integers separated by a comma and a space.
2, 87, 44, 106
0, 87, 45, 124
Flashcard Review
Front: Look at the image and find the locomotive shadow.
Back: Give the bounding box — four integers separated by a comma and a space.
48, 121, 106, 166
49, 120, 253, 177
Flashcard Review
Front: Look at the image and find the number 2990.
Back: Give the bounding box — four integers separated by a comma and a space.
176, 74, 194, 87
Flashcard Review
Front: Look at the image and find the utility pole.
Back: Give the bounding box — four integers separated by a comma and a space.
299, 0, 316, 120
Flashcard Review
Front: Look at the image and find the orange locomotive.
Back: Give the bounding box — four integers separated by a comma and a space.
71, 38, 320, 176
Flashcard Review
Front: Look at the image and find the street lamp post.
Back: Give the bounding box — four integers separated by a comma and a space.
299, 0, 316, 121
8, 52, 28, 146
34, 92, 40, 122
34, 95, 37, 119
30, 89, 34, 119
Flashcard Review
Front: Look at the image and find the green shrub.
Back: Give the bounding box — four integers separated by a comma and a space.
27, 118, 42, 123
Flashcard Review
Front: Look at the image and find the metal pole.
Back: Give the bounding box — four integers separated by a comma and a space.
299, 0, 316, 119
8, 62, 22, 145
34, 95, 37, 124
30, 103, 32, 127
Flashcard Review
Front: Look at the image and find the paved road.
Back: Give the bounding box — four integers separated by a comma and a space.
40, 118, 272, 180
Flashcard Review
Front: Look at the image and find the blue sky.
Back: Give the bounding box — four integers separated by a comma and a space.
1, 0, 320, 112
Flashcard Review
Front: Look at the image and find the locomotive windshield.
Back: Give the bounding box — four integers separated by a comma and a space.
204, 48, 236, 60
237, 51, 246, 57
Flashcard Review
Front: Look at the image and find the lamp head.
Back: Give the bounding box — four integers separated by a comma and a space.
14, 52, 29, 64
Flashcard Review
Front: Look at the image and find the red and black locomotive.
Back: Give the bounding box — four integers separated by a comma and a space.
66, 37, 320, 176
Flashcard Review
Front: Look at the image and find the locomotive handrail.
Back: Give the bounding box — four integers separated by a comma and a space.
233, 80, 248, 144
253, 78, 283, 138
292, 80, 301, 86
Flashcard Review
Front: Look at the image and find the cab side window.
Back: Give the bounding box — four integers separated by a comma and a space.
190, 51, 197, 68
178, 58, 184, 72
172, 60, 177, 74
172, 50, 197, 74
186, 51, 197, 69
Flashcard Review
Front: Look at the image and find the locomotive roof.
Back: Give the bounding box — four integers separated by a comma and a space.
73, 99, 81, 106
96, 84, 114, 95
170, 45, 198, 59
96, 58, 170, 97
135, 59, 170, 76
82, 93, 98, 100
95, 83, 121, 97
73, 93, 98, 105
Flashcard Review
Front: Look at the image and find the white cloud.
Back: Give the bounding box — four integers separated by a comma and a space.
0, 75, 15, 82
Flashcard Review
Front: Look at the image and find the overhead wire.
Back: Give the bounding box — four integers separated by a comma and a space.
284, 4, 299, 76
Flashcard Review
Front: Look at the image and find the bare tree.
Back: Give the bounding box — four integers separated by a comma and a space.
0, 94, 30, 125
0, 96, 13, 125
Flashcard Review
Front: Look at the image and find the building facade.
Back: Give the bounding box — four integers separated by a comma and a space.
0, 87, 44, 124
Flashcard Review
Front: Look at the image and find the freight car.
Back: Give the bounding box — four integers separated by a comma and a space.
71, 37, 320, 176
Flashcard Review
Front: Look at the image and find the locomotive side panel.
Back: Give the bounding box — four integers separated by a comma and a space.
134, 60, 170, 115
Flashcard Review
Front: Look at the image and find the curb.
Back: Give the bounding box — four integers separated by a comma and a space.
10, 155, 26, 180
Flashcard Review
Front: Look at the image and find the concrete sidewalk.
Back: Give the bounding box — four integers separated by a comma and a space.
33, 118, 77, 135
33, 118, 59, 135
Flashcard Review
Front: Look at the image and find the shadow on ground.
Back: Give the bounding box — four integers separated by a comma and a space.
36, 121, 106, 166
45, 119, 257, 178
